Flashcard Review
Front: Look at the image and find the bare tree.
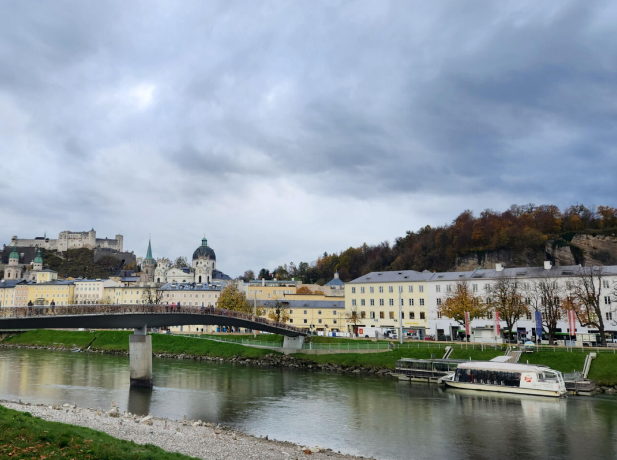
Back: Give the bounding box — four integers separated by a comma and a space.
266, 299, 290, 323
141, 283, 164, 305
345, 305, 361, 336
486, 274, 528, 343
527, 276, 564, 345
566, 267, 610, 347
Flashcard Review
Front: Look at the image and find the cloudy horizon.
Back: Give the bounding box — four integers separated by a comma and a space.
1, 1, 616, 277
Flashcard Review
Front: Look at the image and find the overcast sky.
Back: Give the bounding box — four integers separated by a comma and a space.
1, 1, 616, 277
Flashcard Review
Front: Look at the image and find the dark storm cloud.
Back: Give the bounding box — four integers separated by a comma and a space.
1, 0, 616, 273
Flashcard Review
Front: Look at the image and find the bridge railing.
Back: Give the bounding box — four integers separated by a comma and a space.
0, 304, 305, 335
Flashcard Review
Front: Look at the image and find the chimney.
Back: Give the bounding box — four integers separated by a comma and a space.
262, 278, 265, 287
495, 263, 504, 272
544, 261, 552, 270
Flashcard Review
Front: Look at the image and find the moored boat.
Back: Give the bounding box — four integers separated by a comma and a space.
441, 361, 567, 397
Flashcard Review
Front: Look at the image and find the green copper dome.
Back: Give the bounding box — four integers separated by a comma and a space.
33, 248, 43, 264
9, 245, 19, 260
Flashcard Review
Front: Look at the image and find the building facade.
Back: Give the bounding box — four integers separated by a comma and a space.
11, 229, 123, 252
280, 294, 346, 333
346, 271, 430, 338
4, 246, 22, 280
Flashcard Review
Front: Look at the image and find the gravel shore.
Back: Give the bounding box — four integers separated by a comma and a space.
1, 399, 368, 460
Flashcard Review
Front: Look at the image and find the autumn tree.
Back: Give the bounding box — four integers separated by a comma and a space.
345, 305, 361, 336
217, 284, 253, 314
437, 280, 487, 333
296, 286, 325, 295
486, 274, 529, 343
173, 256, 188, 268
266, 299, 290, 323
242, 270, 255, 282
527, 276, 564, 345
566, 267, 610, 347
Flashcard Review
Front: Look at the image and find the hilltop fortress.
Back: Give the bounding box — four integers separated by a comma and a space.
10, 230, 123, 252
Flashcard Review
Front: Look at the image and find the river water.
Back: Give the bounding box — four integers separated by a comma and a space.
1, 348, 616, 460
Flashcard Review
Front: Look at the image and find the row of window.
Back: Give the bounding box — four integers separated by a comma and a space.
288, 310, 339, 315
352, 298, 425, 306
289, 318, 336, 324
351, 285, 425, 294
358, 311, 426, 320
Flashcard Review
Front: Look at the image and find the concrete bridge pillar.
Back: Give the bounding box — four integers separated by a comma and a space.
129, 326, 153, 388
283, 335, 304, 350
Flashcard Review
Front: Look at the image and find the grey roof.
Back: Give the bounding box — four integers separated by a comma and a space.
282, 299, 345, 309
121, 276, 140, 282
246, 280, 298, 286
326, 277, 345, 287
213, 270, 231, 280
349, 270, 430, 284
160, 282, 224, 291
0, 280, 27, 288
35, 280, 75, 286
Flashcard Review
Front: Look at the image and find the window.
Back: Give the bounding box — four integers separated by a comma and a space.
289, 319, 294, 323
419, 299, 425, 306
410, 312, 415, 319
605, 296, 612, 305
361, 287, 365, 294
389, 311, 394, 319
487, 311, 493, 320
435, 285, 441, 293
419, 285, 424, 293
603, 280, 610, 289
437, 312, 442, 319
607, 312, 613, 321
369, 287, 374, 293
379, 299, 384, 306
379, 286, 384, 293
408, 298, 414, 306
351, 287, 356, 294
318, 319, 322, 324
400, 298, 404, 306
399, 286, 403, 293
526, 312, 532, 320
289, 310, 293, 314
361, 311, 366, 318
318, 310, 322, 315
333, 310, 337, 315
436, 298, 442, 306
304, 319, 308, 324
352, 299, 357, 306
370, 299, 375, 306
304, 310, 307, 314
370, 312, 375, 319
446, 284, 451, 292
472, 284, 478, 292
333, 319, 337, 324
379, 311, 385, 319
389, 286, 394, 293
389, 299, 394, 306
420, 312, 425, 320
361, 299, 365, 306
408, 285, 413, 293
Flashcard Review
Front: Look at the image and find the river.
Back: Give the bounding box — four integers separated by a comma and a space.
1, 348, 616, 460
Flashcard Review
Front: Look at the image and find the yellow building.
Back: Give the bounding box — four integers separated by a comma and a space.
35, 270, 58, 284
0, 280, 24, 306
27, 281, 75, 306
278, 294, 346, 334
345, 270, 430, 338
244, 279, 297, 302
103, 285, 150, 304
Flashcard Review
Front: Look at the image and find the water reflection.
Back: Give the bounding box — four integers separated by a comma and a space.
1, 348, 617, 460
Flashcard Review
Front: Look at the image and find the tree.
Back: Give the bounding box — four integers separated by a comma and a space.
345, 305, 361, 336
242, 270, 255, 282
173, 256, 188, 268
486, 274, 529, 343
527, 276, 564, 345
266, 299, 290, 323
218, 284, 253, 314
437, 280, 487, 332
141, 283, 164, 305
258, 268, 271, 280
296, 286, 324, 295
566, 267, 609, 347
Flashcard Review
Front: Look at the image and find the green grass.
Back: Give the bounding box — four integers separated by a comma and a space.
1, 330, 96, 349
588, 353, 617, 386
2, 330, 279, 359
0, 404, 195, 460
519, 350, 588, 374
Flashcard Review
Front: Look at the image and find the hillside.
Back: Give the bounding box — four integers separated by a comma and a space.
41, 248, 124, 279
262, 204, 617, 284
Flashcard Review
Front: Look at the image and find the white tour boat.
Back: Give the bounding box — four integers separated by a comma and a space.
441, 361, 567, 397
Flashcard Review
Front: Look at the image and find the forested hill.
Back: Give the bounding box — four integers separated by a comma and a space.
257, 204, 617, 285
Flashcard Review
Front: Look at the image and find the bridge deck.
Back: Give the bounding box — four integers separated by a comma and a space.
0, 304, 306, 337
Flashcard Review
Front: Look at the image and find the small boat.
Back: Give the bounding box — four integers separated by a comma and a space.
441, 361, 567, 397
394, 358, 465, 383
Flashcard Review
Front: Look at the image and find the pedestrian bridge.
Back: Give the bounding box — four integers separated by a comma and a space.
0, 304, 306, 388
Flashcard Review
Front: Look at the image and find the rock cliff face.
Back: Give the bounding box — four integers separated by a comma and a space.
455, 233, 617, 270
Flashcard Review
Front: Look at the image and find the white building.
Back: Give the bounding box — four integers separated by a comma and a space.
74, 279, 122, 304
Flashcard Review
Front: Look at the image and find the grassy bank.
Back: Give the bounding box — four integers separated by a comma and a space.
2, 330, 279, 359
0, 405, 194, 460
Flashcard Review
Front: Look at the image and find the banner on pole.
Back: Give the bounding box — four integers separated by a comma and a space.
464, 311, 471, 337
494, 311, 500, 337
568, 310, 576, 337
535, 311, 543, 342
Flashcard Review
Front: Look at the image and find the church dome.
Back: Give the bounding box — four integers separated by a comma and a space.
33, 248, 43, 264
192, 237, 216, 261
9, 245, 19, 260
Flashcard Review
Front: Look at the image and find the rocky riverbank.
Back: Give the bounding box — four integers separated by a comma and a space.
1, 399, 369, 460
0, 342, 393, 376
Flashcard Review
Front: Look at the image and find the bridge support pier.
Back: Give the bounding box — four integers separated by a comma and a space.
129, 326, 153, 388
283, 336, 304, 351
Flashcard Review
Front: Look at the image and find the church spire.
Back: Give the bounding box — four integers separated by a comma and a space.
145, 238, 153, 261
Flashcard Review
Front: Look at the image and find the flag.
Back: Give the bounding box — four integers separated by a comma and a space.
464, 311, 471, 337
568, 310, 576, 337
494, 311, 500, 337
